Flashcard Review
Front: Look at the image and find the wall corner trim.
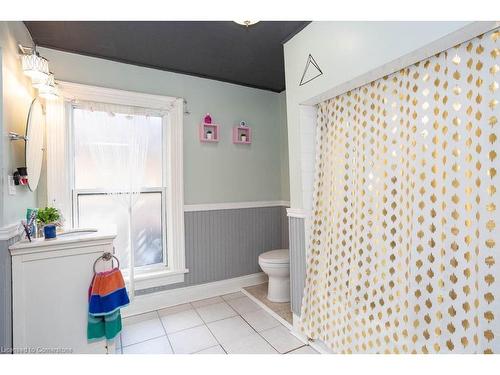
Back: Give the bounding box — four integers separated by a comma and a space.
286, 208, 310, 218
0, 223, 20, 241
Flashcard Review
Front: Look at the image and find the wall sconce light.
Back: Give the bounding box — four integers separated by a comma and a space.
20, 45, 49, 81
37, 72, 58, 100
19, 44, 58, 100
32, 71, 53, 90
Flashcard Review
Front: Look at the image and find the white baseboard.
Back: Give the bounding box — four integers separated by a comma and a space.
122, 272, 267, 317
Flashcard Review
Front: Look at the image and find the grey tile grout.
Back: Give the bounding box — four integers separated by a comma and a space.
220, 292, 245, 301
192, 300, 239, 324
207, 311, 271, 353
189, 296, 224, 309
116, 334, 123, 354
257, 325, 306, 354
159, 309, 206, 335
190, 296, 271, 353
155, 310, 175, 354
190, 303, 228, 354
160, 302, 242, 330
121, 333, 166, 349
219, 298, 241, 316
122, 307, 235, 351
282, 344, 306, 354
121, 292, 306, 354
122, 310, 158, 322
285, 346, 317, 354
234, 295, 306, 354
220, 293, 286, 354
193, 344, 225, 354
238, 310, 282, 354
167, 322, 206, 335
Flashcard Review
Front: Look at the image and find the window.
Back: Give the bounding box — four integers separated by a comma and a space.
61, 81, 186, 290
73, 108, 165, 270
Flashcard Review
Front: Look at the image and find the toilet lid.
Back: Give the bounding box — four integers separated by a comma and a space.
259, 249, 289, 264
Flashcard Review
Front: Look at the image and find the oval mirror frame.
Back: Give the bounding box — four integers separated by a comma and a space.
25, 97, 45, 192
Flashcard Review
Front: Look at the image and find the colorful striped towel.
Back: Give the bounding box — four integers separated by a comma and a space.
87, 268, 130, 341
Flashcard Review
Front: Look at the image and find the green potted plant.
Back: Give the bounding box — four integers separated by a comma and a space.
37, 206, 62, 239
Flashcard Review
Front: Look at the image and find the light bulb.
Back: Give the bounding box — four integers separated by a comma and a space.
234, 21, 260, 27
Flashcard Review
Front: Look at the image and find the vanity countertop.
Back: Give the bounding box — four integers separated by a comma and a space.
9, 229, 116, 254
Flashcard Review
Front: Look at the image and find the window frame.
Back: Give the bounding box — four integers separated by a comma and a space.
60, 81, 187, 289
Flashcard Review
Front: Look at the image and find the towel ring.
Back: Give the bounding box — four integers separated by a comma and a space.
93, 250, 120, 274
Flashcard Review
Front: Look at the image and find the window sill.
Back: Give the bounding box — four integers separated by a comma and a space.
126, 268, 189, 290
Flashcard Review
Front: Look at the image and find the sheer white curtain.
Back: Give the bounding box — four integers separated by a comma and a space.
74, 102, 156, 298
45, 98, 71, 222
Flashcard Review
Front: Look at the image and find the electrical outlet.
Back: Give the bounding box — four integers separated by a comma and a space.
8, 175, 16, 195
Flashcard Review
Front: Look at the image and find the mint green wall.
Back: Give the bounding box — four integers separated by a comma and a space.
39, 47, 289, 206
283, 21, 475, 209
0, 22, 37, 227
0, 47, 3, 228
278, 91, 290, 201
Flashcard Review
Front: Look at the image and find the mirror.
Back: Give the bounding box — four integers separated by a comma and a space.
25, 97, 45, 192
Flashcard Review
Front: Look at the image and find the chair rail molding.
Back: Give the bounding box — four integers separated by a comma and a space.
184, 200, 290, 212
0, 223, 20, 241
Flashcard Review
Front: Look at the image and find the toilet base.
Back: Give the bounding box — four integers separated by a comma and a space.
267, 276, 290, 303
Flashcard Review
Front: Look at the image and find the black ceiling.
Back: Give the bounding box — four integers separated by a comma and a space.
24, 21, 310, 92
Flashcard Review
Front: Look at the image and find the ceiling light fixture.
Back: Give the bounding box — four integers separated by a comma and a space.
234, 21, 260, 27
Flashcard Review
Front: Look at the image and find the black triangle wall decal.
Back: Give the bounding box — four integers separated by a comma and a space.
299, 54, 323, 86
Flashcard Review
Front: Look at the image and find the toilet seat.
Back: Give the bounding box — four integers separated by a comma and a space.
259, 249, 289, 264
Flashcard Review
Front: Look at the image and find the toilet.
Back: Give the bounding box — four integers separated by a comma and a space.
258, 249, 290, 302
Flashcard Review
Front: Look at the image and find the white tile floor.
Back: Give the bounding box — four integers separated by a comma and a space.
117, 291, 318, 354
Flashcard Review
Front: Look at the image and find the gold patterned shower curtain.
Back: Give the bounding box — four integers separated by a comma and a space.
300, 29, 499, 354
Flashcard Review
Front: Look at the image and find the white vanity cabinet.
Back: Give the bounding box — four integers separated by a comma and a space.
9, 231, 117, 354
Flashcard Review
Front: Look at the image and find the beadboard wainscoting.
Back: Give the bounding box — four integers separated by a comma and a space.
0, 234, 20, 354
0, 204, 289, 348
137, 204, 289, 296
287, 212, 307, 316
